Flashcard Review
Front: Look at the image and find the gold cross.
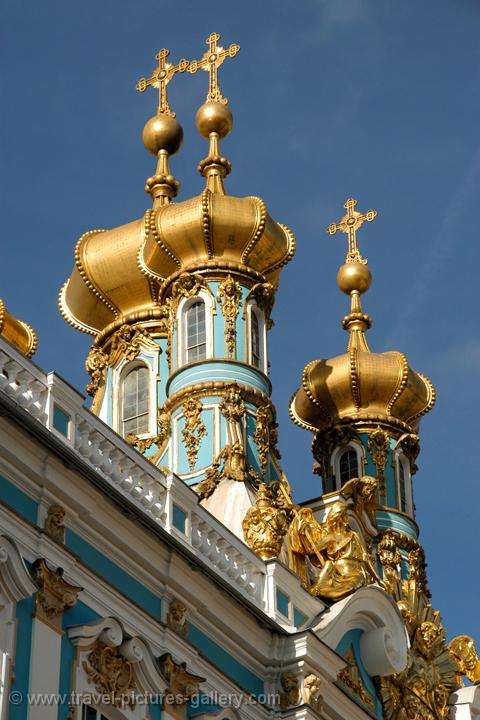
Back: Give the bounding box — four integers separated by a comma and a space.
136, 49, 189, 117
327, 198, 377, 264
188, 32, 240, 105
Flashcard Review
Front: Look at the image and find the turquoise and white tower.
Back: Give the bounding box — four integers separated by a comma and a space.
59, 36, 296, 536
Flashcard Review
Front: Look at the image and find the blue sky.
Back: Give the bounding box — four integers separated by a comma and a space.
1, 1, 479, 642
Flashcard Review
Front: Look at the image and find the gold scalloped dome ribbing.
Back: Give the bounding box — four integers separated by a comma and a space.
0, 299, 37, 357
59, 190, 295, 336
290, 348, 435, 434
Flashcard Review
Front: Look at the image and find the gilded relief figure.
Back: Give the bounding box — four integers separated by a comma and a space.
288, 502, 382, 600
449, 635, 480, 685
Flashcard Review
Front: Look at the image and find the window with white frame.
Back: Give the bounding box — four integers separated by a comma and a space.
251, 309, 262, 368
121, 364, 149, 437
338, 447, 359, 486
247, 303, 266, 372
184, 300, 207, 364
396, 454, 412, 514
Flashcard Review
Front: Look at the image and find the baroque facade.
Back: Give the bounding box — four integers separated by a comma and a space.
0, 32, 479, 720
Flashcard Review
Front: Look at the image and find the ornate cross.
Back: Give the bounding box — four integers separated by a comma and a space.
136, 49, 189, 117
327, 198, 377, 264
188, 32, 240, 105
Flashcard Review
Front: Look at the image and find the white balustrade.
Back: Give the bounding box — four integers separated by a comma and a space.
0, 336, 318, 629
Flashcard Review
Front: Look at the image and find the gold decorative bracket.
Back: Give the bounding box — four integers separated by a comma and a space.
188, 32, 240, 104
327, 197, 377, 264
136, 48, 189, 117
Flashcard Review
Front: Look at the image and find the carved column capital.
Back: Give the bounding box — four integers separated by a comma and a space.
32, 559, 82, 631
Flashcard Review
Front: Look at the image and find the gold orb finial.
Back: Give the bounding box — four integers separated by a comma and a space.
142, 114, 184, 156
337, 262, 372, 296
195, 102, 233, 139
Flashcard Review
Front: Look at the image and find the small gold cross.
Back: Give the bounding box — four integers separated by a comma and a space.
188, 32, 240, 105
327, 198, 377, 264
136, 49, 189, 117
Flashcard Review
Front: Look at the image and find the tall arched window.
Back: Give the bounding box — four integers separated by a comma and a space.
251, 310, 261, 368
396, 457, 412, 514
121, 365, 149, 437
339, 448, 359, 486
185, 300, 206, 363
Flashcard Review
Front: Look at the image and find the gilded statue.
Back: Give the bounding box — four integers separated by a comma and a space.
303, 674, 323, 713
279, 671, 301, 708
341, 475, 377, 527
288, 502, 382, 600
242, 483, 289, 560
449, 635, 480, 685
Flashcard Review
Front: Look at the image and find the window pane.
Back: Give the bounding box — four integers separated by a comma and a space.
185, 301, 206, 363
252, 311, 261, 368
339, 449, 358, 486
122, 366, 149, 437
399, 461, 407, 512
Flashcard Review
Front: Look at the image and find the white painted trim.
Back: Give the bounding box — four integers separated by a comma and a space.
0, 535, 37, 602
0, 536, 36, 720
449, 685, 480, 720
27, 619, 62, 720
177, 291, 214, 369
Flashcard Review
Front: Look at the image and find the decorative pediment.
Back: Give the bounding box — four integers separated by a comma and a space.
68, 617, 205, 718
312, 585, 408, 678
0, 535, 36, 602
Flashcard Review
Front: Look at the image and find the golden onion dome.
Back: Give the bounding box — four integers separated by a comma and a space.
0, 298, 37, 357
290, 200, 435, 435
59, 101, 295, 337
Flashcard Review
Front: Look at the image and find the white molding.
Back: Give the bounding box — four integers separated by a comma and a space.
312, 584, 409, 676
0, 535, 36, 602
449, 685, 480, 720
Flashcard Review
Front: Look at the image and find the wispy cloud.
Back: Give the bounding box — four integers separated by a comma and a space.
385, 147, 480, 347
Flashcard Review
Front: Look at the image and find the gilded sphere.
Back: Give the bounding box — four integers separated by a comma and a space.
337, 262, 372, 295
195, 102, 233, 139
142, 115, 183, 156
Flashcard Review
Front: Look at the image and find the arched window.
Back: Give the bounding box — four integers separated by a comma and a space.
339, 448, 359, 486
185, 300, 206, 363
121, 365, 149, 437
251, 310, 261, 368
396, 455, 412, 514
398, 461, 407, 512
